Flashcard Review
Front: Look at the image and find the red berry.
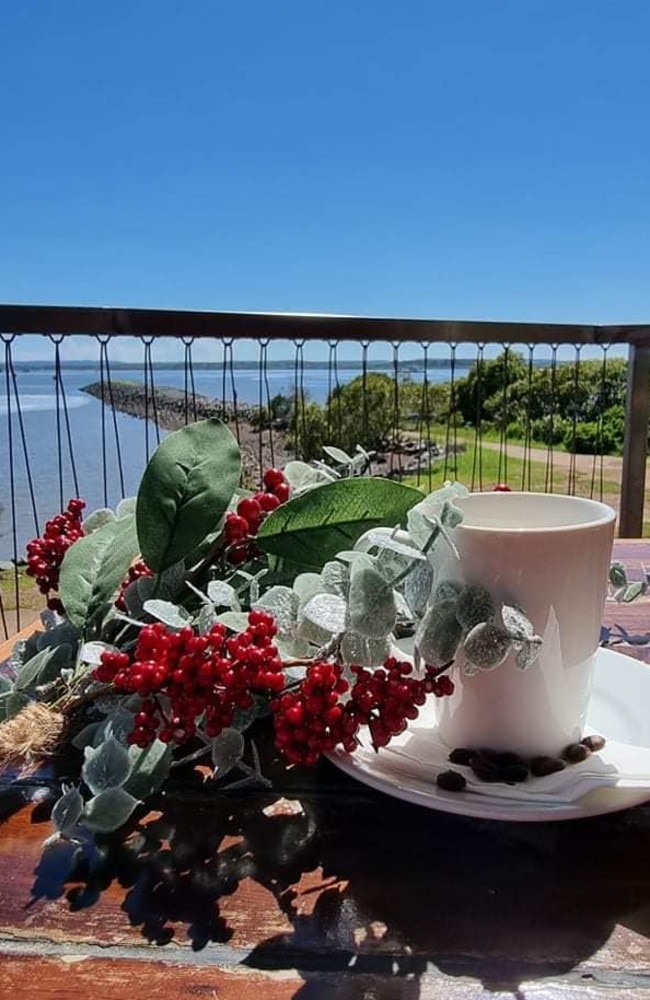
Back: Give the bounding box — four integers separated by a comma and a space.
492, 483, 512, 492
263, 468, 286, 491
258, 492, 280, 513
237, 497, 263, 523
273, 482, 291, 503
224, 513, 249, 541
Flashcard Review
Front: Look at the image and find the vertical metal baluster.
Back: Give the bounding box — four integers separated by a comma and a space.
522, 343, 534, 491
471, 343, 485, 491
98, 334, 109, 506
443, 343, 458, 481
416, 342, 430, 490
226, 338, 240, 445
591, 345, 609, 501
2, 335, 19, 634
497, 344, 509, 487
568, 345, 582, 496
545, 345, 558, 493
99, 337, 126, 499
259, 338, 275, 470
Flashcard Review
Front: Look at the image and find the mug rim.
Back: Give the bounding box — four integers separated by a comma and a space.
455, 491, 616, 534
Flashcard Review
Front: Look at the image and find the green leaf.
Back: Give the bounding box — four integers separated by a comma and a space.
257, 478, 422, 571
252, 586, 298, 633
4, 691, 30, 719
210, 728, 244, 776
59, 515, 140, 630
136, 418, 241, 573
0, 676, 11, 694
609, 562, 628, 588
322, 445, 353, 465
463, 622, 512, 671
116, 497, 137, 519
82, 787, 140, 833
82, 736, 132, 794
415, 600, 462, 668
14, 644, 73, 692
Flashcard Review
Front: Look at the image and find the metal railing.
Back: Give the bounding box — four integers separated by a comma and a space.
0, 304, 649, 634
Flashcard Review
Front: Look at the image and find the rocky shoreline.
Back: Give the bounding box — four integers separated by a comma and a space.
81, 381, 293, 481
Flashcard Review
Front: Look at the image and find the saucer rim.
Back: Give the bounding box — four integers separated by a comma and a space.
327, 646, 650, 823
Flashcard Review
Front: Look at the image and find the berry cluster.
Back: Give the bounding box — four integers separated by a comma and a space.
272, 661, 353, 765
26, 499, 85, 604
348, 658, 428, 749
424, 665, 455, 699
224, 467, 291, 565
94, 610, 284, 748
273, 655, 440, 763
115, 559, 154, 611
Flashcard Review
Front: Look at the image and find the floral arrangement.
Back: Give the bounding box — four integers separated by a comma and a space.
0, 419, 543, 842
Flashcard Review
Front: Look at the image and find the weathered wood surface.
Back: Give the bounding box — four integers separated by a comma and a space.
1, 540, 650, 999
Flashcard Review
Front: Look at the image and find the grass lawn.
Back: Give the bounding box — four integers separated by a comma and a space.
0, 566, 44, 636
401, 443, 620, 497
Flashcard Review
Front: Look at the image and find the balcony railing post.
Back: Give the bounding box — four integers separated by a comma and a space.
620, 344, 650, 537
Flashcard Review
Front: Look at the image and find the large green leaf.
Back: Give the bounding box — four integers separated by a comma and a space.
59, 516, 140, 630
257, 478, 422, 570
136, 419, 241, 572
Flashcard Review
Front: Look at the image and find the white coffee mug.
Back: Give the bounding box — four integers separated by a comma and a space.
434, 492, 616, 757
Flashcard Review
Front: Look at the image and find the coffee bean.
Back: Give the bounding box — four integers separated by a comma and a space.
448, 747, 475, 766
436, 769, 467, 792
494, 751, 525, 767
530, 756, 567, 777
471, 755, 500, 782
581, 734, 606, 752
500, 763, 529, 784
563, 742, 591, 764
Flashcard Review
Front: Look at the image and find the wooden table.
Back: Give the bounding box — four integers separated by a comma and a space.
2, 542, 650, 999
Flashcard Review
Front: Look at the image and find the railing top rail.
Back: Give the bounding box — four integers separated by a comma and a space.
1, 303, 650, 346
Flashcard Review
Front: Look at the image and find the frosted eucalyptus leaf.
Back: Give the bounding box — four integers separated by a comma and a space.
299, 593, 347, 641
404, 560, 434, 618
83, 787, 140, 833
340, 631, 390, 667
83, 508, 116, 533
515, 637, 544, 670
253, 586, 299, 633
37, 621, 79, 652
323, 445, 353, 465
71, 722, 103, 750
0, 676, 11, 694
463, 622, 512, 670
354, 528, 425, 561
456, 585, 495, 631
207, 580, 239, 609
609, 562, 628, 588
125, 739, 172, 799
80, 641, 114, 666
197, 604, 218, 634
283, 460, 337, 491
104, 709, 136, 745
321, 561, 350, 598
414, 600, 462, 667
275, 635, 311, 659
439, 500, 464, 528
434, 579, 462, 604
82, 737, 132, 794
210, 728, 245, 776
293, 572, 325, 608
623, 581, 647, 603
52, 786, 84, 838
502, 604, 535, 639
218, 611, 250, 633
143, 599, 191, 629
348, 561, 397, 639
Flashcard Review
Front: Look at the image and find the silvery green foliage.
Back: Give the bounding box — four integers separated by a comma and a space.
407, 482, 469, 550
404, 560, 434, 618
83, 788, 140, 833
293, 572, 325, 609
143, 599, 191, 629
434, 579, 463, 604
455, 585, 496, 632
299, 593, 348, 644
123, 576, 156, 617
283, 459, 338, 493
253, 585, 299, 633
348, 558, 397, 639
463, 622, 512, 670
51, 785, 84, 838
207, 580, 240, 609
125, 739, 173, 799
514, 637, 544, 670
321, 561, 350, 598
609, 562, 627, 588
340, 631, 390, 667
322, 445, 353, 465
210, 728, 245, 776
415, 600, 463, 667
82, 737, 132, 794
83, 508, 116, 533
501, 603, 534, 639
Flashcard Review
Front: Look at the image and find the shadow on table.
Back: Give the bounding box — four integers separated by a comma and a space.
27, 758, 650, 998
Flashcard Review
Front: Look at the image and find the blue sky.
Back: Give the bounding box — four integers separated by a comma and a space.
1, 0, 649, 363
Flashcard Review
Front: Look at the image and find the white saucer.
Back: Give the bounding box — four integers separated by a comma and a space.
328, 647, 650, 822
